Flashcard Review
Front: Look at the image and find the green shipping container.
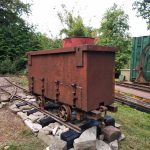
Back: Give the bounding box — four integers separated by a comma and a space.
130, 35, 150, 82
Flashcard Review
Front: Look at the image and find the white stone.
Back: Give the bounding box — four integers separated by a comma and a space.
43, 126, 51, 131
33, 123, 42, 131
25, 98, 30, 101
52, 125, 59, 135
48, 123, 55, 129
36, 115, 46, 123
53, 122, 61, 126
45, 147, 49, 150
42, 126, 52, 134
74, 126, 97, 150
26, 95, 35, 99
33, 111, 44, 117
0, 103, 3, 109
17, 112, 28, 120
20, 105, 31, 111
115, 123, 122, 128
38, 130, 67, 150
56, 128, 69, 137
109, 140, 118, 150
1, 102, 7, 106
99, 134, 104, 141
59, 125, 67, 130
4, 145, 10, 150
96, 140, 111, 150
118, 133, 125, 141
24, 119, 42, 133
9, 104, 17, 109
9, 104, 20, 113
38, 130, 53, 145
47, 137, 67, 150
28, 114, 39, 123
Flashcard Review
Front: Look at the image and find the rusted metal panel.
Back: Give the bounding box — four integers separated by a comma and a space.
28, 45, 116, 112
63, 37, 95, 47
86, 52, 115, 110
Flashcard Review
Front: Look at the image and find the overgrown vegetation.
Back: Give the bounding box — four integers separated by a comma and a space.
97, 4, 131, 76
57, 4, 94, 37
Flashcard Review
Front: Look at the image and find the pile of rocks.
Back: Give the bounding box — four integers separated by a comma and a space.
9, 97, 69, 149
9, 96, 125, 150
69, 125, 125, 150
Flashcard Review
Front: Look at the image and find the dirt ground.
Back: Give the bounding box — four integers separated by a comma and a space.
0, 106, 46, 150
0, 107, 26, 147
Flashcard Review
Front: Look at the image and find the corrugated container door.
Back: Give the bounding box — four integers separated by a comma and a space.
130, 35, 150, 82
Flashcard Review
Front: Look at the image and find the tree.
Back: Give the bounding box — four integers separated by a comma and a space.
0, 0, 30, 26
0, 0, 42, 74
133, 0, 150, 29
97, 4, 131, 76
36, 33, 62, 49
57, 4, 94, 37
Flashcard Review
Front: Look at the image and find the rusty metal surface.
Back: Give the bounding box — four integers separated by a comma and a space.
28, 45, 116, 112
27, 45, 117, 56
63, 37, 95, 47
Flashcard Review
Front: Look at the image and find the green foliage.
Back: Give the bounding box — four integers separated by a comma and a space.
0, 0, 30, 26
0, 58, 16, 74
57, 4, 93, 37
36, 33, 62, 49
133, 0, 150, 29
97, 4, 131, 75
0, 0, 62, 74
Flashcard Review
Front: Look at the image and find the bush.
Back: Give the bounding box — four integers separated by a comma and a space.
15, 57, 27, 71
0, 58, 16, 74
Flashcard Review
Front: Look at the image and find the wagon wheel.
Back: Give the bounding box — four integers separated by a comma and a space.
58, 105, 71, 121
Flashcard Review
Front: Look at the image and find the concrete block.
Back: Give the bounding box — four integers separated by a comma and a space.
28, 114, 40, 123
17, 112, 28, 120
20, 105, 31, 111
74, 126, 97, 150
102, 126, 121, 142
96, 140, 111, 150
24, 119, 42, 133
38, 130, 67, 150
109, 140, 118, 150
48, 138, 67, 150
9, 104, 20, 113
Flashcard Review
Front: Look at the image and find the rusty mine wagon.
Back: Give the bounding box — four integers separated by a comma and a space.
27, 44, 117, 121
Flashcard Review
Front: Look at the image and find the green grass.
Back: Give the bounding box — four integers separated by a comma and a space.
0, 129, 47, 150
108, 103, 150, 150
6, 76, 150, 150
13, 75, 28, 88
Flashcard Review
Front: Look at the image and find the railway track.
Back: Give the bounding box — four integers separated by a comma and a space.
115, 92, 150, 113
1, 77, 149, 133
115, 81, 150, 93
0, 78, 82, 133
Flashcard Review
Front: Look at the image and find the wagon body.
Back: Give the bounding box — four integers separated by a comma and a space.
27, 45, 116, 112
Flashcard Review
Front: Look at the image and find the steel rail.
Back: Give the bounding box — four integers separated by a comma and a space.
115, 95, 150, 113
4, 78, 29, 93
115, 81, 150, 93
1, 80, 81, 133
